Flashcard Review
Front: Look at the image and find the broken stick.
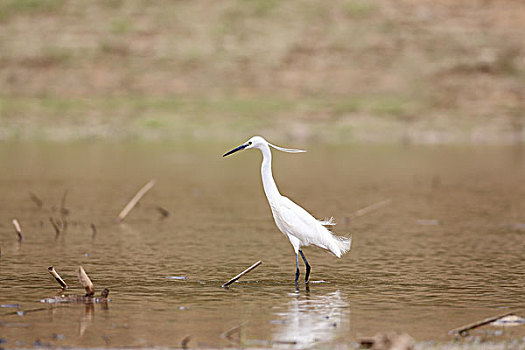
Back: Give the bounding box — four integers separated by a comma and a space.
29, 192, 43, 208
77, 266, 95, 296
181, 335, 191, 349
12, 219, 23, 242
49, 217, 61, 239
156, 206, 170, 218
48, 266, 68, 289
449, 311, 515, 336
60, 189, 70, 216
350, 199, 392, 218
116, 179, 156, 223
221, 324, 243, 344
90, 223, 97, 239
222, 260, 262, 288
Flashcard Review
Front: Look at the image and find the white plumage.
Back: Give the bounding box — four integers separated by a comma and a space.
223, 136, 352, 283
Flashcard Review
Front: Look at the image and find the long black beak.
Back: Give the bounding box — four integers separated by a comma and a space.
223, 144, 248, 157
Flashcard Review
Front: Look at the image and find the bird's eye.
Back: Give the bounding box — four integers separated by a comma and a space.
248, 141, 252, 145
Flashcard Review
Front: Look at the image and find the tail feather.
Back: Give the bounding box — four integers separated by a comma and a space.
313, 219, 352, 258
329, 234, 352, 258
318, 217, 336, 226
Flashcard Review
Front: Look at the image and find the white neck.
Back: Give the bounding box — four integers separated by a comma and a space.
260, 144, 281, 203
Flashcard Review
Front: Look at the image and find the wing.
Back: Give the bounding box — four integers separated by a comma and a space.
271, 196, 352, 257
271, 196, 330, 248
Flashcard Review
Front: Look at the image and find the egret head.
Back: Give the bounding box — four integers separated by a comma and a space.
223, 136, 306, 157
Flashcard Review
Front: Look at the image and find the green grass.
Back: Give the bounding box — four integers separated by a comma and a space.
0, 94, 421, 141
0, 0, 65, 21
342, 0, 377, 17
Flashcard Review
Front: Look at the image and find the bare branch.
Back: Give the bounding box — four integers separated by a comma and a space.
449, 311, 515, 336
116, 180, 156, 223
222, 261, 262, 288
12, 219, 23, 242
47, 266, 68, 289
77, 266, 95, 296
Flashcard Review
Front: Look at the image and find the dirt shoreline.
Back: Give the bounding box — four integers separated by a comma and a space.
0, 95, 522, 144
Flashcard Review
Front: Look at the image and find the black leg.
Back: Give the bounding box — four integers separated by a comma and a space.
299, 250, 311, 283
295, 253, 300, 283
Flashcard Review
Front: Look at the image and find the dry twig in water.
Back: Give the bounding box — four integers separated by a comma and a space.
181, 335, 192, 349
77, 266, 95, 296
41, 268, 110, 304
222, 261, 262, 288
221, 324, 244, 345
349, 199, 392, 219
116, 179, 156, 223
449, 311, 516, 336
90, 223, 97, 239
49, 217, 61, 239
29, 192, 43, 208
48, 266, 68, 289
60, 190, 70, 216
12, 219, 23, 242
156, 206, 170, 219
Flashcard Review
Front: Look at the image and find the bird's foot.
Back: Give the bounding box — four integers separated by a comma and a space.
304, 268, 311, 284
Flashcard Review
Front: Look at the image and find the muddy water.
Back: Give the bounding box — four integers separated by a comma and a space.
0, 142, 524, 348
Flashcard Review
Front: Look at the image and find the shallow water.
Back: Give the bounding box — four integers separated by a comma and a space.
0, 142, 524, 348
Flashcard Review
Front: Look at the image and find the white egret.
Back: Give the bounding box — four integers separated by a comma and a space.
223, 136, 352, 283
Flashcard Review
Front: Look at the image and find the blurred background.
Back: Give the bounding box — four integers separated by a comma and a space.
0, 0, 524, 144
1, 2, 525, 347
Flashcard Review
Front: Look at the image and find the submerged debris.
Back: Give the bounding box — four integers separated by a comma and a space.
52, 333, 66, 340
0, 304, 21, 308
416, 219, 440, 226
40, 293, 109, 304
181, 335, 191, 349
2, 306, 49, 316
29, 192, 44, 208
221, 324, 243, 345
90, 223, 97, 239
358, 332, 414, 350
156, 206, 170, 219
41, 266, 110, 304
49, 217, 62, 239
349, 199, 392, 219
60, 189, 70, 216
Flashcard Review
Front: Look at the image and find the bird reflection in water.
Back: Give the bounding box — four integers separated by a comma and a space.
272, 289, 349, 347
